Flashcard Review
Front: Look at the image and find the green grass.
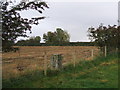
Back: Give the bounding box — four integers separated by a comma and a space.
3, 53, 118, 88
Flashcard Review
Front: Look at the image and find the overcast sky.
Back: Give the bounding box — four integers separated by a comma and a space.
17, 0, 118, 42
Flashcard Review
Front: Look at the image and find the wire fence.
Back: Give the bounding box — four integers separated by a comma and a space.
2, 46, 118, 78
2, 46, 98, 78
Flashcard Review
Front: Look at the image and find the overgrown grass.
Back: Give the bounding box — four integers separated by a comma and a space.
3, 53, 118, 88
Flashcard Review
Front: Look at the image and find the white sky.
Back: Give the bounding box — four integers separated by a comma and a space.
17, 0, 119, 42
44, 0, 119, 2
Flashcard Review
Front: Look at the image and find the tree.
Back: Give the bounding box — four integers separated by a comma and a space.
16, 36, 41, 46
1, 0, 49, 52
28, 36, 41, 45
43, 32, 56, 45
88, 24, 119, 53
55, 28, 70, 44
34, 36, 41, 42
43, 28, 70, 45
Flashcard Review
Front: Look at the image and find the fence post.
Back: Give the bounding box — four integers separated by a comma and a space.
91, 49, 94, 58
105, 46, 107, 57
72, 50, 76, 68
116, 48, 118, 53
44, 51, 47, 76
18, 49, 20, 57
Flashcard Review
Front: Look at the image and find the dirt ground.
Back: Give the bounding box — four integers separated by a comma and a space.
2, 46, 100, 79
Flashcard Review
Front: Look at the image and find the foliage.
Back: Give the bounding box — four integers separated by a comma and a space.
43, 28, 70, 45
15, 41, 95, 46
1, 0, 49, 52
16, 36, 41, 46
88, 24, 119, 53
38, 42, 95, 46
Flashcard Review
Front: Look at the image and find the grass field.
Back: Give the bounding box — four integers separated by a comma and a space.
2, 46, 99, 79
3, 53, 118, 88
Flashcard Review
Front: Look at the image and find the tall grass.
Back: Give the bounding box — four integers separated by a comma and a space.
3, 52, 118, 88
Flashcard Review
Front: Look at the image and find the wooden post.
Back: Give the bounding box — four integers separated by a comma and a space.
44, 51, 47, 76
91, 49, 94, 58
18, 49, 20, 57
116, 48, 118, 53
105, 46, 107, 57
72, 51, 76, 68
